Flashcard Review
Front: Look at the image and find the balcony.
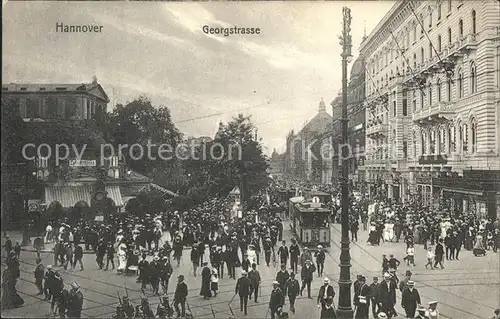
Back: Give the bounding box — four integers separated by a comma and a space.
412, 102, 455, 125
446, 34, 478, 60
418, 154, 448, 165
366, 123, 389, 138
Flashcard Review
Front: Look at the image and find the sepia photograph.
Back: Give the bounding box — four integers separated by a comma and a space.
1, 0, 500, 318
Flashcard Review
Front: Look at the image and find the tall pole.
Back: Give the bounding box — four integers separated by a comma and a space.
337, 6, 354, 319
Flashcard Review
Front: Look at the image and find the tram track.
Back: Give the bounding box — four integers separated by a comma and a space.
328, 224, 495, 317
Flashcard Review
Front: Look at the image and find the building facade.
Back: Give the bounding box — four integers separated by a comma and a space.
360, 0, 500, 218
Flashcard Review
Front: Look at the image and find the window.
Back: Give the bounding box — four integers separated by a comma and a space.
438, 3, 442, 20
412, 132, 417, 157
429, 42, 433, 58
448, 0, 452, 12
403, 141, 408, 158
439, 127, 446, 153
46, 97, 58, 119
472, 10, 476, 34
470, 62, 477, 93
421, 131, 428, 155
27, 98, 40, 118
412, 99, 417, 113
413, 22, 417, 42
461, 123, 468, 152
429, 9, 433, 28
402, 89, 408, 116
420, 14, 424, 36
420, 91, 424, 109
421, 47, 425, 63
438, 35, 442, 52
448, 124, 456, 153
457, 69, 463, 98
430, 129, 436, 154
471, 119, 477, 153
393, 100, 397, 117
447, 79, 452, 101
428, 84, 433, 106
448, 28, 452, 45
413, 53, 417, 68
65, 97, 77, 119
437, 79, 442, 102
459, 19, 463, 38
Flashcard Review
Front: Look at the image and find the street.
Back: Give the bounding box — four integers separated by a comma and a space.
2, 222, 498, 319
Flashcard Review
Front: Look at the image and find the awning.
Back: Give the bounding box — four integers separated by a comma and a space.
442, 187, 484, 196
140, 183, 179, 197
105, 185, 124, 207
45, 186, 92, 208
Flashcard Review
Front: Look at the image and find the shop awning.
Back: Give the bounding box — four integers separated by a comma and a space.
45, 186, 92, 208
105, 185, 124, 207
442, 187, 483, 196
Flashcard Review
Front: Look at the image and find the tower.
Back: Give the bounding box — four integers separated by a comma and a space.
318, 98, 326, 113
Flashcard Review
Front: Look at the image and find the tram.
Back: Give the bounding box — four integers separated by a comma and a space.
290, 198, 331, 247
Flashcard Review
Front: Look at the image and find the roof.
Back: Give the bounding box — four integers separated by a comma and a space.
299, 111, 332, 136
2, 83, 110, 102
350, 57, 365, 80
295, 202, 330, 213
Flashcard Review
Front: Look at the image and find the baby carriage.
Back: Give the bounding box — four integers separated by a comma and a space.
473, 235, 486, 257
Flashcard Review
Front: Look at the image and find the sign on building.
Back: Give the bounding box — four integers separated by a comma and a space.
69, 159, 96, 167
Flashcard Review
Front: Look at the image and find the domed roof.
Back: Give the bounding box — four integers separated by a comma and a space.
350, 57, 365, 80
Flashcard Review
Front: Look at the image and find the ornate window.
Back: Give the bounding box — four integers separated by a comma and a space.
438, 3, 442, 20
470, 62, 477, 94
439, 126, 446, 154
421, 131, 428, 155
448, 124, 456, 153
447, 79, 452, 101
448, 0, 452, 12
437, 35, 442, 52
429, 42, 433, 58
472, 10, 476, 34
420, 91, 424, 109
412, 131, 417, 158
448, 28, 452, 45
421, 47, 425, 63
457, 69, 463, 98
471, 118, 477, 153
459, 19, 464, 38
428, 84, 433, 107
428, 8, 433, 28
420, 14, 424, 36
437, 79, 442, 102
430, 129, 436, 154
413, 21, 417, 42
460, 122, 468, 153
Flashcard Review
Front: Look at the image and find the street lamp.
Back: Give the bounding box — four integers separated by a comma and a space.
336, 6, 354, 319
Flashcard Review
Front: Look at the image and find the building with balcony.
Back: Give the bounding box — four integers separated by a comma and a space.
360, 0, 500, 218
1, 81, 154, 227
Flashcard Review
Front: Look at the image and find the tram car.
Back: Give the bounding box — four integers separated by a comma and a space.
304, 190, 332, 204
277, 188, 298, 203
290, 198, 331, 247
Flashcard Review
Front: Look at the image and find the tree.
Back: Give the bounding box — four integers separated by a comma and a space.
1, 98, 27, 166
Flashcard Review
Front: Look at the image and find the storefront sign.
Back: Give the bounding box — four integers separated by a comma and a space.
69, 159, 96, 167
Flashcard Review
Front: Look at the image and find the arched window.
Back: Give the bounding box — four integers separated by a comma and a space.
437, 79, 442, 102
413, 21, 417, 42
457, 69, 463, 98
438, 3, 442, 20
470, 62, 477, 93
447, 79, 452, 101
429, 42, 433, 58
437, 35, 442, 52
448, 124, 456, 153
413, 53, 417, 68
460, 122, 468, 152
472, 10, 476, 34
459, 19, 464, 38
420, 91, 424, 109
421, 47, 425, 63
392, 130, 397, 158
421, 131, 428, 155
439, 126, 446, 154
428, 8, 433, 28
420, 14, 424, 35
448, 0, 452, 12
448, 28, 452, 45
471, 118, 477, 153
428, 83, 433, 106
430, 129, 436, 154
412, 131, 417, 158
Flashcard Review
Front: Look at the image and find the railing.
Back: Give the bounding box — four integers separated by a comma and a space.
366, 123, 389, 136
412, 102, 454, 123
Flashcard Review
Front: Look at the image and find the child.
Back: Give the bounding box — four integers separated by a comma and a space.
405, 244, 415, 266
425, 246, 434, 270
14, 242, 21, 259
210, 268, 219, 297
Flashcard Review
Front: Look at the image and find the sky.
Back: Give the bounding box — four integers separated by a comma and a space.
2, 0, 395, 155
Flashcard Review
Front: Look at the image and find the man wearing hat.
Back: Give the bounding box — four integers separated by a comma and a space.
320, 297, 337, 318
263, 237, 273, 266
378, 273, 396, 318
34, 258, 45, 296
317, 277, 335, 308
278, 241, 289, 267
300, 247, 312, 268
190, 243, 201, 277
269, 281, 284, 319
150, 256, 161, 295
414, 305, 430, 319
315, 245, 326, 277
276, 264, 290, 293
235, 271, 251, 315
174, 275, 188, 318
300, 260, 316, 298
354, 275, 370, 319
67, 281, 84, 318
377, 312, 388, 319
401, 281, 421, 318
427, 301, 439, 319
284, 272, 300, 313
289, 238, 300, 273
399, 270, 412, 293
121, 296, 135, 318
369, 277, 380, 318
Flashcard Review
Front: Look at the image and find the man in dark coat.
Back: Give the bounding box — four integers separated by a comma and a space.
353, 276, 370, 319
174, 275, 188, 318
315, 245, 326, 277
320, 297, 337, 318
248, 263, 261, 303
34, 258, 45, 295
235, 270, 251, 315
200, 262, 211, 299
212, 247, 224, 279
269, 281, 284, 319
190, 244, 200, 277
317, 277, 335, 308
138, 254, 150, 291
300, 260, 316, 298
377, 273, 396, 318
284, 272, 300, 313
66, 281, 84, 318
278, 241, 289, 267
433, 239, 445, 269
276, 264, 290, 293
73, 245, 84, 271
401, 281, 421, 318
159, 257, 173, 295
289, 239, 300, 273
369, 277, 380, 318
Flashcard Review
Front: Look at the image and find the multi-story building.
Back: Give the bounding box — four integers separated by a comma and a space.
361, 0, 500, 218
1, 81, 152, 226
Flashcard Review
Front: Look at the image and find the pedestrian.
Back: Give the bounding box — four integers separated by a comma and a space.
300, 260, 316, 298
278, 241, 289, 267
398, 270, 412, 293
200, 261, 211, 299
378, 273, 396, 318
428, 301, 439, 319
105, 243, 115, 271
14, 242, 21, 260
433, 239, 445, 269
50, 270, 64, 315
138, 253, 150, 291
263, 237, 273, 266
401, 281, 421, 318
388, 254, 400, 271
299, 247, 312, 268
284, 271, 299, 313
320, 297, 337, 318
414, 306, 430, 319
212, 246, 224, 279
65, 243, 74, 271
45, 223, 53, 243
73, 244, 84, 271
43, 265, 54, 301
351, 219, 359, 242
269, 281, 284, 319
3, 235, 13, 257
404, 244, 415, 266
276, 264, 290, 293
369, 277, 380, 318
34, 258, 45, 295
315, 245, 326, 277
174, 275, 188, 318
235, 270, 251, 315
210, 268, 219, 297
66, 281, 84, 319
289, 239, 300, 273
190, 244, 200, 277
159, 256, 173, 295
353, 275, 370, 319
1, 267, 24, 309
96, 240, 106, 270
425, 247, 435, 270
248, 263, 261, 303
317, 277, 335, 308
150, 256, 161, 295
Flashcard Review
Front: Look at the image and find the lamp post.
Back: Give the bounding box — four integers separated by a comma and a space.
337, 6, 354, 319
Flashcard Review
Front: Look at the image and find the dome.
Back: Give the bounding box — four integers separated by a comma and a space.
350, 57, 365, 80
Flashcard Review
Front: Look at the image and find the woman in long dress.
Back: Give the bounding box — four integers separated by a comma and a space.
473, 232, 486, 256
1, 268, 24, 309
117, 241, 128, 274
